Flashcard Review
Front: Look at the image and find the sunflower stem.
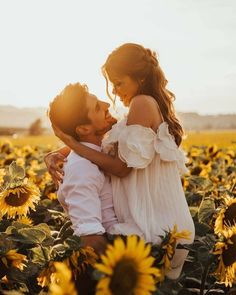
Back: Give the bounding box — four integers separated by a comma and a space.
40, 244, 48, 263
204, 283, 215, 295
200, 259, 211, 295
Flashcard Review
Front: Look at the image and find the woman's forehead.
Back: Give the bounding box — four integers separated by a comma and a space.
108, 73, 126, 83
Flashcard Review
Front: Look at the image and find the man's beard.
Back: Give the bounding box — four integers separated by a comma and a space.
95, 116, 117, 136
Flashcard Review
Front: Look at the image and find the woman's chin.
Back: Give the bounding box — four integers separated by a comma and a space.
120, 100, 129, 107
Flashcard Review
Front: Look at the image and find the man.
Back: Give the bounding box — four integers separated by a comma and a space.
47, 82, 118, 254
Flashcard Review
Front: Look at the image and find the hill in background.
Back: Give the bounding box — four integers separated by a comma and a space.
0, 105, 236, 134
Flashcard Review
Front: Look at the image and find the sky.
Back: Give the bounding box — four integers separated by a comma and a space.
0, 0, 235, 115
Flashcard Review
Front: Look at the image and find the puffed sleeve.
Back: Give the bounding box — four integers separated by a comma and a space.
117, 125, 156, 169
154, 122, 189, 174
102, 120, 189, 173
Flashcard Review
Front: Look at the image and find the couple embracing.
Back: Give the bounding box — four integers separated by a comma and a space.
45, 43, 195, 282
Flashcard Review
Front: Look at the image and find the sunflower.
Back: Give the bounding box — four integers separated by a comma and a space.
47, 192, 57, 201
16, 215, 33, 225
216, 151, 233, 165
49, 262, 77, 295
1, 249, 27, 271
214, 225, 236, 287
15, 158, 25, 168
199, 162, 212, 178
0, 178, 40, 218
38, 171, 53, 191
0, 168, 5, 186
158, 224, 191, 271
37, 261, 57, 287
226, 149, 235, 159
207, 144, 219, 157
68, 246, 98, 275
181, 177, 189, 190
189, 147, 202, 158
95, 235, 161, 295
0, 140, 13, 154
214, 196, 236, 237
38, 257, 75, 287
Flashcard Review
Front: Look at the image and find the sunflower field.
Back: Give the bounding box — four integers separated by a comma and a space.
0, 137, 236, 295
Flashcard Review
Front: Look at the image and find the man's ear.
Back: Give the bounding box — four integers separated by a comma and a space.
75, 125, 92, 137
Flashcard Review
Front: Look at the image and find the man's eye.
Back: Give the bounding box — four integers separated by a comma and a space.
96, 104, 101, 111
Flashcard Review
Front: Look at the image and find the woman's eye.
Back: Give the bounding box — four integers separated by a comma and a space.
114, 82, 122, 87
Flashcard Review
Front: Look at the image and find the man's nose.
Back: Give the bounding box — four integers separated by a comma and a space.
102, 101, 110, 109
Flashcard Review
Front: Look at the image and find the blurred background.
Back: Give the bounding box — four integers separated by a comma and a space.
0, 0, 235, 146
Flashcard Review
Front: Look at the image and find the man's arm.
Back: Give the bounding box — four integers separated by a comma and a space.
47, 145, 71, 157
44, 146, 71, 187
80, 235, 107, 255
61, 160, 107, 253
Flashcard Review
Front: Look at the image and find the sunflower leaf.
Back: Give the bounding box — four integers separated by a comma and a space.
12, 222, 31, 230
197, 245, 210, 264
8, 161, 25, 180
0, 233, 16, 255
64, 235, 81, 250
30, 246, 50, 266
194, 222, 212, 237
17, 228, 47, 244
6, 261, 40, 282
198, 198, 215, 224
33, 223, 51, 237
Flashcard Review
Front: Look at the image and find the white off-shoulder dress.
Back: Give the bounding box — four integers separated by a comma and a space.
102, 117, 195, 278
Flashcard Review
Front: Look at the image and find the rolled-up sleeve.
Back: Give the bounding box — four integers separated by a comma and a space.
64, 160, 105, 236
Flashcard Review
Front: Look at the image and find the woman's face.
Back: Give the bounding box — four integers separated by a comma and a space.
109, 75, 139, 107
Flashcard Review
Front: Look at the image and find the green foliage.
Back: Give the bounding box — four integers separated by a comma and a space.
0, 141, 235, 294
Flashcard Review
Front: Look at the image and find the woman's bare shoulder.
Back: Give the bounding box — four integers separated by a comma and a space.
127, 95, 161, 127
131, 94, 154, 105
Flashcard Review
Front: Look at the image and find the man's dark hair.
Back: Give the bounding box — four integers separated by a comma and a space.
49, 83, 91, 140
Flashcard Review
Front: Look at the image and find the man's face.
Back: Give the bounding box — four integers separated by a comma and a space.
85, 93, 117, 135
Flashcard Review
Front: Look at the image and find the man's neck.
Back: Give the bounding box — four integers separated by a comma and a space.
80, 134, 104, 147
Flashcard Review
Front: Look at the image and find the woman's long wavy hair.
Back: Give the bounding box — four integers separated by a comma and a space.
102, 43, 184, 146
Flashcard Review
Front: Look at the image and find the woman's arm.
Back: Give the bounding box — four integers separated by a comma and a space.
61, 136, 131, 178
52, 125, 131, 178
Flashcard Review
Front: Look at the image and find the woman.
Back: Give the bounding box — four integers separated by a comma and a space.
47, 43, 195, 278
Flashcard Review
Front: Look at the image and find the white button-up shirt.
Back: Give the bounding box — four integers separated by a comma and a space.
57, 142, 118, 236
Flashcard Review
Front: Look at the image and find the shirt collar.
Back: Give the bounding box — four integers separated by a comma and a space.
80, 142, 102, 152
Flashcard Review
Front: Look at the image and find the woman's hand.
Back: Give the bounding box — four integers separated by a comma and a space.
52, 124, 75, 147
44, 152, 67, 189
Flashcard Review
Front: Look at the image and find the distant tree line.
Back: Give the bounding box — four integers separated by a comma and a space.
28, 118, 44, 135
0, 118, 44, 136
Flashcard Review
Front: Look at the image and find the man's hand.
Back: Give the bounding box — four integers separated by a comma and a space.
44, 152, 67, 189
80, 235, 107, 255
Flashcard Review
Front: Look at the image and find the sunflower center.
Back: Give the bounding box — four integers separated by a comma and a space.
222, 235, 236, 267
109, 257, 138, 295
224, 203, 236, 226
191, 166, 202, 176
5, 191, 29, 207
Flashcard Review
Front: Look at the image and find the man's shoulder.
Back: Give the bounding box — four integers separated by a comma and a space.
65, 151, 103, 178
